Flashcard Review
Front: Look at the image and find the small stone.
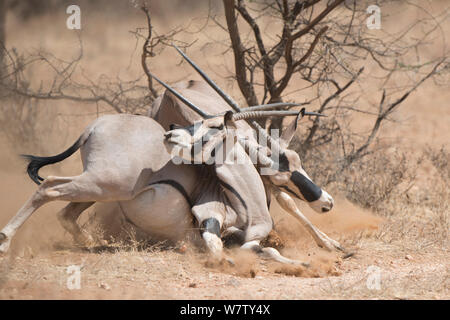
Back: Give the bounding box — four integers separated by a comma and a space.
188, 283, 197, 288
405, 255, 413, 260
177, 244, 187, 254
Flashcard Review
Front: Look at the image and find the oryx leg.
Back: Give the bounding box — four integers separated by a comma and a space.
57, 201, 95, 246
191, 202, 230, 263
241, 222, 310, 267
201, 218, 223, 257
275, 190, 344, 252
0, 174, 114, 254
241, 240, 309, 267
222, 226, 245, 248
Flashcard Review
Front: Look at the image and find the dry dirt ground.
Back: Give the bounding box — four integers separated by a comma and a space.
0, 169, 447, 299
0, 240, 447, 300
0, 2, 449, 299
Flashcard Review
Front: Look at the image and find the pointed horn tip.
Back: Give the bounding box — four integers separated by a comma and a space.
232, 110, 305, 120
148, 70, 211, 118
304, 111, 327, 117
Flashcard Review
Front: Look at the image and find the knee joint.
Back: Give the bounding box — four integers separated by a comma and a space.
200, 218, 221, 238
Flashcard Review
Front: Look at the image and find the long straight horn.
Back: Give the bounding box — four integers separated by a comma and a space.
245, 102, 307, 112
173, 45, 284, 153
304, 111, 326, 117
148, 71, 211, 119
231, 110, 302, 121
173, 45, 241, 113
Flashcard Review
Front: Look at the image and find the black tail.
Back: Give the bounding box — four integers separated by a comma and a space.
21, 137, 83, 185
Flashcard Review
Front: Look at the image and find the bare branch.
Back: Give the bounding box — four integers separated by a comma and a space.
290, 0, 345, 41
352, 59, 446, 160
140, 4, 159, 100
302, 66, 364, 149
223, 0, 259, 106
274, 25, 329, 98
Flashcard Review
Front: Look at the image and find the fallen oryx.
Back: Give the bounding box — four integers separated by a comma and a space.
151, 46, 344, 254
0, 57, 344, 267
0, 112, 322, 265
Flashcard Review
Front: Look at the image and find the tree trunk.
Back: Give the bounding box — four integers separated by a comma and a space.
223, 0, 258, 107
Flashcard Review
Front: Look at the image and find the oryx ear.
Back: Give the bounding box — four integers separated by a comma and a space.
279, 109, 304, 149
224, 110, 237, 129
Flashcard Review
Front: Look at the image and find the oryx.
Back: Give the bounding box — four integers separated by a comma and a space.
0, 114, 200, 248
0, 47, 344, 266
0, 106, 324, 267
149, 46, 345, 253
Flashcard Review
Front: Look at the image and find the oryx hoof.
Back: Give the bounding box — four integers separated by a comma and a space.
343, 252, 355, 259
0, 233, 11, 254
286, 260, 310, 268
334, 244, 348, 254
0, 232, 6, 244
318, 240, 353, 259
317, 237, 345, 253
300, 262, 310, 268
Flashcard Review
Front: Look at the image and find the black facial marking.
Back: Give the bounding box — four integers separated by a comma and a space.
290, 171, 322, 202
209, 139, 223, 160
185, 124, 196, 135
203, 128, 220, 142
200, 217, 221, 238
191, 142, 196, 159
191, 138, 204, 158
169, 123, 183, 130
277, 153, 290, 172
